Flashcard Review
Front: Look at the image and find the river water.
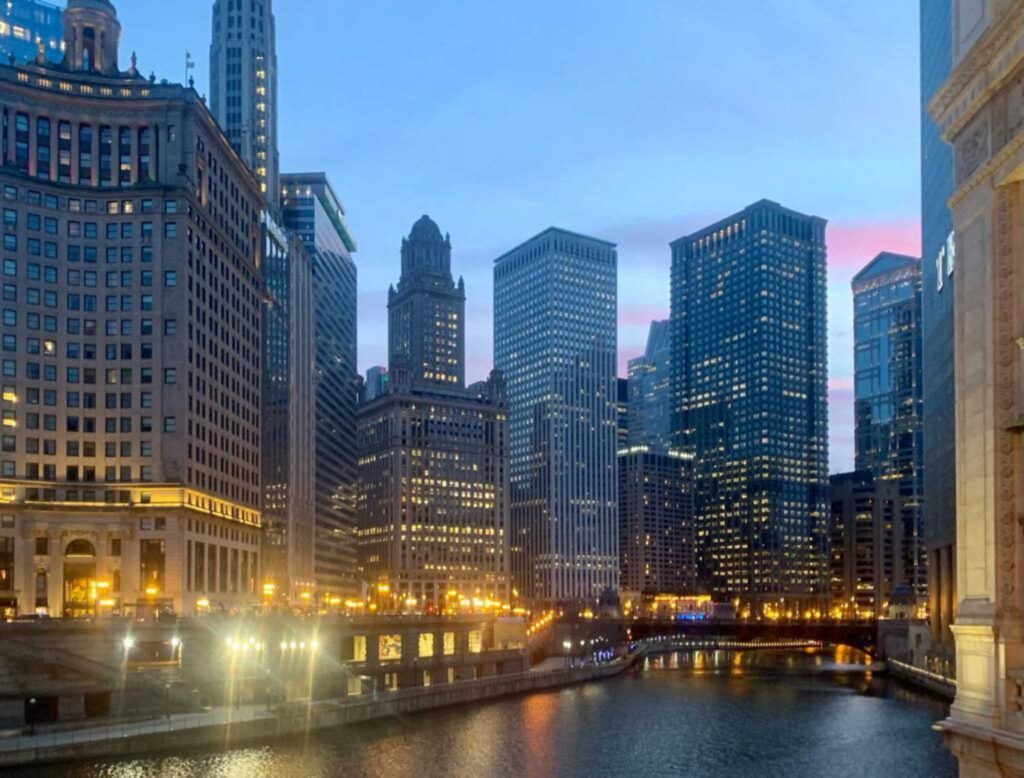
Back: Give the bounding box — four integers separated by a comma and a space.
21, 646, 955, 777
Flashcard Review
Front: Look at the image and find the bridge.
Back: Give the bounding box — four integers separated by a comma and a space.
550, 618, 878, 655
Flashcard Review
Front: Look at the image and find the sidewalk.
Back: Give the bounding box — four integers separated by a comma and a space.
0, 702, 271, 754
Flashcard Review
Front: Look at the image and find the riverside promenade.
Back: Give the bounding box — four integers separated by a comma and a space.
0, 649, 645, 768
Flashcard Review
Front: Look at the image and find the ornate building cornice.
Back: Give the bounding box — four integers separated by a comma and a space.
929, 1, 1024, 136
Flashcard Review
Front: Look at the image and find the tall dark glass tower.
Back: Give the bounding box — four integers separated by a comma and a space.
627, 319, 672, 450
851, 252, 923, 601
920, 0, 956, 651
281, 173, 359, 598
671, 200, 829, 612
387, 216, 465, 388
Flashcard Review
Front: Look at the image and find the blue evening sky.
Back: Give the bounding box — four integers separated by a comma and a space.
115, 0, 922, 473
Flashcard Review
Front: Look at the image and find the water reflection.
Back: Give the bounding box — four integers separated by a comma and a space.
22, 646, 955, 778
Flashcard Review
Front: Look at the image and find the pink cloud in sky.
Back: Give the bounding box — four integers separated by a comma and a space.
827, 218, 922, 271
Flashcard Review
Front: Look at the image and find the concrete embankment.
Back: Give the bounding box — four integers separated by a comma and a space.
885, 658, 956, 700
0, 654, 641, 768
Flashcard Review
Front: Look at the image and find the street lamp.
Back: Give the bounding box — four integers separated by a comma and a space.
27, 697, 36, 736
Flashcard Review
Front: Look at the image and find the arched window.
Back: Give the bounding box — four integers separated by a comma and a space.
112, 569, 121, 593
65, 539, 96, 557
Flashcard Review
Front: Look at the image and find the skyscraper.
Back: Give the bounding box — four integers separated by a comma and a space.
616, 376, 629, 451
919, 0, 956, 652
829, 471, 908, 618
0, 0, 265, 616
281, 173, 359, 599
494, 227, 618, 604
671, 200, 829, 612
387, 216, 465, 388
627, 319, 672, 450
851, 252, 923, 600
619, 447, 695, 597
0, 0, 63, 64
357, 216, 509, 609
210, 0, 279, 203
259, 214, 316, 602
363, 366, 389, 402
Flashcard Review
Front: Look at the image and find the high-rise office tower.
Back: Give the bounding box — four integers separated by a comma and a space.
387, 216, 465, 388
0, 0, 265, 617
851, 252, 923, 601
619, 447, 695, 597
210, 0, 279, 203
281, 173, 359, 598
671, 200, 829, 611
0, 1, 63, 64
829, 471, 908, 618
358, 216, 509, 608
919, 0, 956, 651
363, 366, 389, 402
494, 228, 618, 604
259, 215, 316, 602
627, 319, 672, 450
616, 377, 629, 451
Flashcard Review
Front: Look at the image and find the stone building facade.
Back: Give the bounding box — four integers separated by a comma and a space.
0, 0, 264, 617
929, 0, 1024, 772
358, 216, 509, 610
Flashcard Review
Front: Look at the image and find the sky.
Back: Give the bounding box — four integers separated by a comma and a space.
114, 0, 922, 474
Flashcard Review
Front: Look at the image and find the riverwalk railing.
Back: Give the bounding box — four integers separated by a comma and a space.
0, 647, 645, 767
886, 657, 956, 699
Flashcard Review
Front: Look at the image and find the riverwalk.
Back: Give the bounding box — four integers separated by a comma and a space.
0, 650, 644, 768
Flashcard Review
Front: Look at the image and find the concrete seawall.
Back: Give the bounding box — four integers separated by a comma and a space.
885, 658, 956, 700
0, 655, 639, 768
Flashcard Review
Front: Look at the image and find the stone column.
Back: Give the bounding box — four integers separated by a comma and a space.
949, 176, 1024, 737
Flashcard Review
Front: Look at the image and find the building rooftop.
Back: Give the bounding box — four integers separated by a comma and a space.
852, 251, 920, 285
494, 226, 616, 265
671, 198, 827, 247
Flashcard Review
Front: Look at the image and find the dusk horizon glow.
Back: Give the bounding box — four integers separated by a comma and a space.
114, 0, 921, 473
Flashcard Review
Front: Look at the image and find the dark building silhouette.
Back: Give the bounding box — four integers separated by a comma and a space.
920, 0, 956, 651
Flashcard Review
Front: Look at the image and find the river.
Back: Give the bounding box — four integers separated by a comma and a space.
19, 646, 956, 777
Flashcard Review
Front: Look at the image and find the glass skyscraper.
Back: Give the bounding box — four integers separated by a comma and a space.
627, 319, 672, 450
0, 1, 63, 65
494, 228, 618, 604
281, 173, 359, 598
671, 200, 829, 612
920, 0, 956, 650
851, 252, 923, 600
259, 214, 316, 602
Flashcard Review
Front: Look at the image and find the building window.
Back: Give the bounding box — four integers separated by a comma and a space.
140, 539, 165, 593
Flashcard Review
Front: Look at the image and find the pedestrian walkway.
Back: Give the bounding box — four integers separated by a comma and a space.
0, 702, 271, 754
